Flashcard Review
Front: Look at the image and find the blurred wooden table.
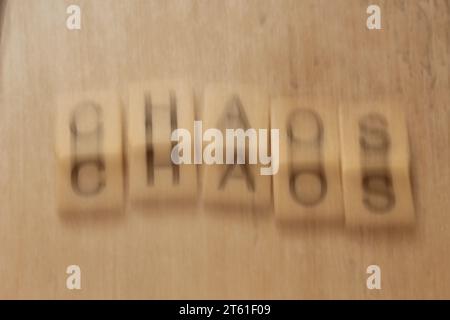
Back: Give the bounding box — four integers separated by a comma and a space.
0, 0, 449, 299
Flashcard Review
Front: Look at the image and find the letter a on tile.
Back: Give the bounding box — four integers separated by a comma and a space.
202, 84, 271, 211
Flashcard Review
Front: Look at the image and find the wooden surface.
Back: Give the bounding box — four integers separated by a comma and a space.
0, 0, 449, 299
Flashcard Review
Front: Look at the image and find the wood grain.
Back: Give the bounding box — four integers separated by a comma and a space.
0, 0, 449, 299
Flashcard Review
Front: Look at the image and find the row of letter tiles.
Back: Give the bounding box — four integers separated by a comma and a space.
55, 82, 415, 227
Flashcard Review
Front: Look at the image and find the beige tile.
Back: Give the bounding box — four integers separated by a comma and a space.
272, 97, 344, 222
127, 81, 197, 205
201, 84, 272, 211
340, 104, 415, 227
55, 92, 124, 214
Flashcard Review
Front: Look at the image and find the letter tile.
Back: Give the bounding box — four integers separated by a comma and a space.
127, 81, 197, 205
55, 91, 124, 214
272, 97, 344, 222
340, 103, 415, 227
201, 84, 271, 211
